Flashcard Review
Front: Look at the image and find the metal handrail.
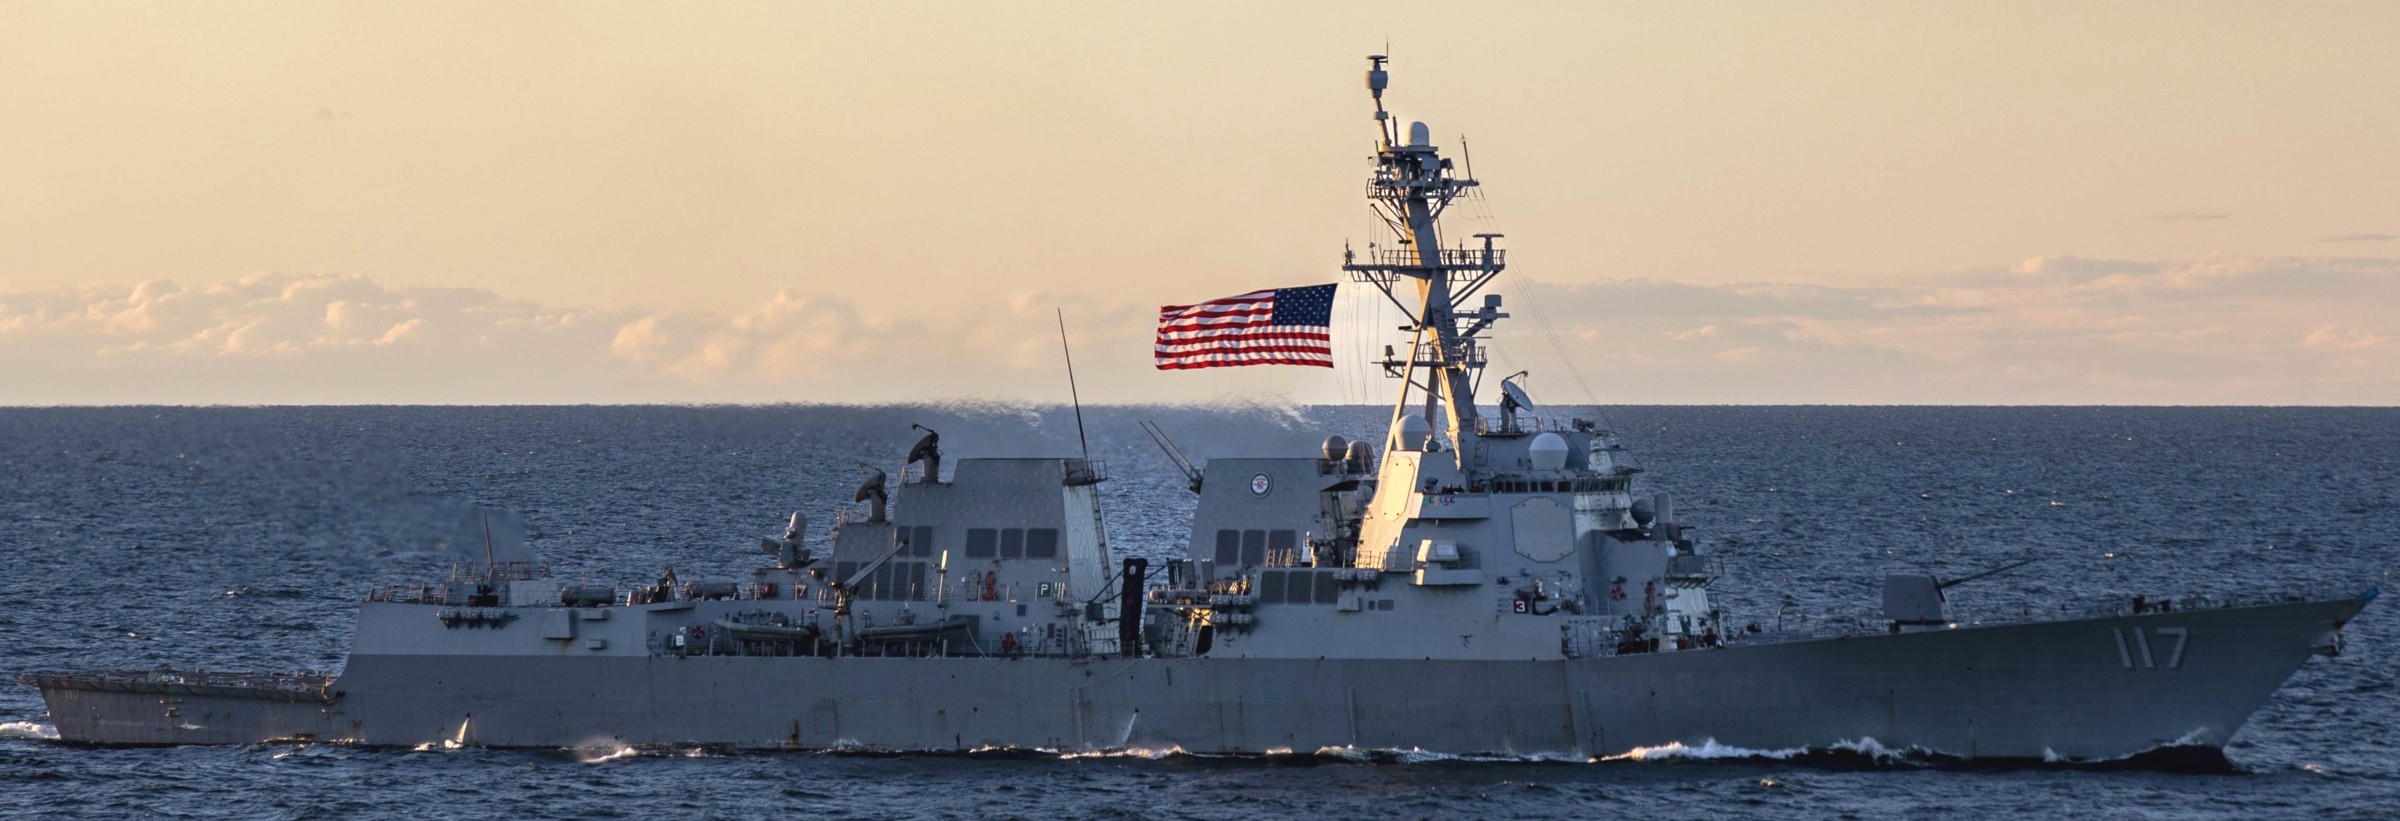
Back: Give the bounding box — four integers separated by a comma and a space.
1342, 247, 1504, 270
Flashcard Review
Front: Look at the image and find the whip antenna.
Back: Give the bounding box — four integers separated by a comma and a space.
480, 511, 496, 581
1056, 308, 1090, 461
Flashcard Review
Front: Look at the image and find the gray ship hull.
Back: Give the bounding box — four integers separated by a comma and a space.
30, 597, 2362, 759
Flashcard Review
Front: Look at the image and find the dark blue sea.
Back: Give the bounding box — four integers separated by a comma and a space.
2, 405, 2394, 819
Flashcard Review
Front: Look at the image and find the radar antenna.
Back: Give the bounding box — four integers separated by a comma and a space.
1342, 56, 1503, 464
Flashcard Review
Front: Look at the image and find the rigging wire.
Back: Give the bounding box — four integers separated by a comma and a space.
1456, 179, 1614, 430
1510, 270, 1608, 425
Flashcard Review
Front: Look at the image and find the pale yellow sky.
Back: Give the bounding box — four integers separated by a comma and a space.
2, 2, 2397, 404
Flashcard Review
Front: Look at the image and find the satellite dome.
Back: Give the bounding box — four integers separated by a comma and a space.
1322, 434, 1349, 461
1528, 432, 1569, 471
1343, 440, 1375, 473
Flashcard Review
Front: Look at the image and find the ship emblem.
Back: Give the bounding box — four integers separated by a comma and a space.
1250, 473, 1271, 496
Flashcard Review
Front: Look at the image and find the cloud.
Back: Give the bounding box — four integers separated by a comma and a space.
4, 256, 2398, 404
0, 274, 625, 403
2303, 326, 2391, 352
1488, 254, 2400, 404
0, 273, 1181, 404
2319, 233, 2395, 243
2152, 211, 2231, 222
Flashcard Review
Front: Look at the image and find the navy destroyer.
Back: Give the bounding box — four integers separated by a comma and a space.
21, 59, 2376, 760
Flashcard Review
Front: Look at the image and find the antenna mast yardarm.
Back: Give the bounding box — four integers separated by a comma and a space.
1344, 55, 1508, 466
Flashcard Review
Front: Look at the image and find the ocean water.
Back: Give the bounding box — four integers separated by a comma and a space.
1, 405, 2394, 820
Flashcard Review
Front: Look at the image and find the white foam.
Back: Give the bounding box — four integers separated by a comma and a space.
1312, 746, 1368, 762
0, 721, 61, 740
1601, 736, 1936, 763
572, 740, 639, 764
1601, 738, 1805, 762
1827, 737, 1915, 761
1377, 747, 1456, 764
1059, 745, 1187, 760
2044, 728, 2214, 764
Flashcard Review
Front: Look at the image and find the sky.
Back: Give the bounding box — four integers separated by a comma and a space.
2, 1, 2396, 405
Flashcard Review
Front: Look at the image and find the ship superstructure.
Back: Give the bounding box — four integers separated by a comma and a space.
20, 59, 2374, 760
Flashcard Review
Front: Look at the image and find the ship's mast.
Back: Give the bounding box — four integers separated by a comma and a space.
1345, 56, 1508, 470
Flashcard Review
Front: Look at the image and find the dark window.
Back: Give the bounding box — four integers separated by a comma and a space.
965, 528, 997, 559
834, 562, 858, 586
1259, 570, 1286, 604
906, 563, 927, 600
1240, 530, 1267, 566
910, 526, 935, 557
1025, 528, 1059, 559
873, 563, 896, 600
1214, 530, 1240, 564
1000, 528, 1025, 559
1268, 530, 1298, 566
1314, 571, 1341, 604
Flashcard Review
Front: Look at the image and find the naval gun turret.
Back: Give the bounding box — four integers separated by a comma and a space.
1884, 557, 2039, 632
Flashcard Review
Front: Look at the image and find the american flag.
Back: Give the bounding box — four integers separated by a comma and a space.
1155, 284, 1338, 370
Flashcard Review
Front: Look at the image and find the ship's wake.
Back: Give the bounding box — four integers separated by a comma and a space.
1592, 736, 2237, 774
0, 721, 61, 741
945, 735, 2234, 772
570, 739, 641, 764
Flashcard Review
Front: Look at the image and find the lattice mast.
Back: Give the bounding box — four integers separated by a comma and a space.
1345, 55, 1510, 469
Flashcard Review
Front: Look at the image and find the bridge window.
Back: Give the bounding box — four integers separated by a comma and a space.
965, 528, 997, 559
1259, 569, 1287, 604
908, 526, 935, 557
1314, 570, 1341, 604
1000, 528, 1025, 559
1214, 530, 1240, 564
1240, 530, 1267, 566
1267, 530, 1298, 566
1025, 528, 1059, 559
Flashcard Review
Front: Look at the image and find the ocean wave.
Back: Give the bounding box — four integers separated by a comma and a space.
1057, 745, 1188, 760
1600, 737, 1948, 766
571, 740, 640, 764
1602, 738, 1807, 762
0, 721, 60, 740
